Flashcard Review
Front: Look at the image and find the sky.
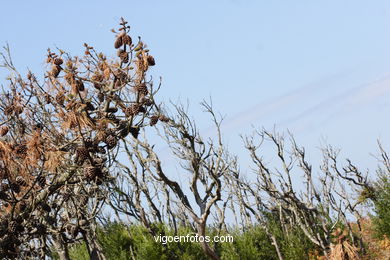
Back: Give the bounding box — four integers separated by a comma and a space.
1, 0, 390, 174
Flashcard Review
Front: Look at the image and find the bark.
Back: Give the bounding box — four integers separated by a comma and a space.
52, 234, 70, 260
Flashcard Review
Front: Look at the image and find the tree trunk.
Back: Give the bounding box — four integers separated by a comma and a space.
83, 223, 107, 260
52, 234, 70, 260
198, 222, 220, 260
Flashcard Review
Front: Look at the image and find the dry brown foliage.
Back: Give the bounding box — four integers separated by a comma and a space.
0, 18, 163, 259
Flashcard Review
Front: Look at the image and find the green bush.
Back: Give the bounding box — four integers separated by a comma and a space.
372, 174, 390, 238
218, 226, 277, 260
62, 220, 320, 260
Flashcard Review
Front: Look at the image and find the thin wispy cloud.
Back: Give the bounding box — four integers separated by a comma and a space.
219, 70, 353, 133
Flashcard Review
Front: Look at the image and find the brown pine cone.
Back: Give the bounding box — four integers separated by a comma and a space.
129, 127, 140, 139
97, 92, 105, 102
122, 34, 132, 46
91, 73, 104, 82
149, 115, 159, 126
114, 36, 123, 49
36, 176, 46, 188
84, 166, 96, 180
107, 114, 119, 124
135, 83, 148, 96
125, 104, 138, 116
15, 176, 27, 187
0, 183, 9, 191
55, 93, 65, 106
17, 201, 27, 212
96, 146, 106, 154
10, 183, 20, 193
45, 94, 52, 104
0, 191, 9, 201
0, 167, 9, 180
8, 221, 18, 233
40, 203, 51, 213
146, 55, 155, 66
53, 58, 63, 65
84, 138, 93, 147
75, 147, 89, 165
119, 52, 129, 63
14, 144, 28, 156
141, 97, 153, 106
50, 65, 62, 78
0, 126, 9, 137
94, 82, 102, 90
104, 135, 117, 149
125, 104, 145, 117
84, 166, 102, 181
159, 115, 170, 122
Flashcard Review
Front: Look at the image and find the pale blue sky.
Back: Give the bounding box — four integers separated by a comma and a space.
1, 0, 390, 171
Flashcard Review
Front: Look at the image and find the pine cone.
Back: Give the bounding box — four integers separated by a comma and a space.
114, 36, 123, 49
141, 97, 153, 106
119, 52, 129, 63
159, 115, 170, 122
18, 201, 27, 212
135, 83, 148, 95
75, 147, 89, 165
10, 183, 20, 193
0, 168, 8, 180
40, 203, 51, 213
150, 115, 159, 126
122, 34, 132, 46
71, 226, 79, 238
36, 176, 46, 188
44, 94, 52, 104
0, 183, 9, 191
0, 126, 9, 137
117, 49, 125, 57
14, 106, 23, 115
125, 104, 145, 117
91, 73, 104, 82
8, 222, 18, 233
15, 176, 27, 187
129, 127, 140, 139
84, 138, 93, 147
53, 58, 63, 66
14, 144, 28, 156
50, 65, 61, 78
84, 166, 102, 181
97, 92, 105, 102
93, 82, 102, 90
104, 135, 117, 149
33, 123, 43, 131
84, 166, 96, 180
55, 93, 65, 106
147, 55, 155, 66
0, 191, 9, 201
107, 114, 119, 124
105, 128, 116, 136
96, 146, 106, 154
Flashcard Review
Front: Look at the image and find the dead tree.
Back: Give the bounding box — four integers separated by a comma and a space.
229, 129, 367, 258
109, 101, 235, 260
0, 18, 159, 259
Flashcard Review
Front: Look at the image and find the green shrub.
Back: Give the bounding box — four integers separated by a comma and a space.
61, 220, 320, 259
372, 174, 390, 238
